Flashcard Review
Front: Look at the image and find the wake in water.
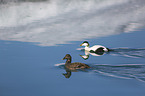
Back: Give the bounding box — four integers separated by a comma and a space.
55, 63, 145, 82
110, 48, 145, 58
92, 64, 145, 82
77, 47, 145, 59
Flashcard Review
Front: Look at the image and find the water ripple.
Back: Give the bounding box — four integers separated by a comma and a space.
91, 64, 145, 82
110, 48, 145, 58
56, 63, 145, 82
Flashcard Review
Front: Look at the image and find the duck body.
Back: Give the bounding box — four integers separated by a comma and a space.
65, 62, 90, 70
85, 45, 108, 52
80, 41, 110, 53
62, 54, 90, 70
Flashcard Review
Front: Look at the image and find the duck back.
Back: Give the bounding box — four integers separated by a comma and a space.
65, 62, 90, 70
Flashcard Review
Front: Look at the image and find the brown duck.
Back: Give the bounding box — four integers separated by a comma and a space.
62, 54, 90, 70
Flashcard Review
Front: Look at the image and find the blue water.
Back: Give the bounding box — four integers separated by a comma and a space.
0, 30, 145, 96
0, 0, 145, 96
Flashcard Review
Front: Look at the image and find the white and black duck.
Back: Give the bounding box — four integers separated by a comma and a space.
80, 41, 110, 53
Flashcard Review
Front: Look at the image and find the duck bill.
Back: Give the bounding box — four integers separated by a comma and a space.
62, 57, 65, 60
80, 44, 83, 46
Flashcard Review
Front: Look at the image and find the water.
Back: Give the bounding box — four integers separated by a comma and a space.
0, 0, 145, 96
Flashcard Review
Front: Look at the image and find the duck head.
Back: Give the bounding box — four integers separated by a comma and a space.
62, 54, 72, 63
80, 41, 89, 47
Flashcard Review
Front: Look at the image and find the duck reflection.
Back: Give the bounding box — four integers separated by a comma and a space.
80, 50, 106, 60
62, 54, 90, 78
62, 68, 72, 78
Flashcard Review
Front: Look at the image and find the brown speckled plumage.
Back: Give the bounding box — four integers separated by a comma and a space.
62, 54, 90, 70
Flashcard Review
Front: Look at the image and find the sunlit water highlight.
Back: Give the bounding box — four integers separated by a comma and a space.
0, 0, 145, 46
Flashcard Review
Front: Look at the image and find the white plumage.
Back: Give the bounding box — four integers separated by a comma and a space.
80, 41, 109, 52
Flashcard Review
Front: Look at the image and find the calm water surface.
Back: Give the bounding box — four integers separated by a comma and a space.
0, 0, 145, 96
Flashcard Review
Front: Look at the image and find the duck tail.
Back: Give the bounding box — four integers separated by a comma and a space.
107, 48, 114, 51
